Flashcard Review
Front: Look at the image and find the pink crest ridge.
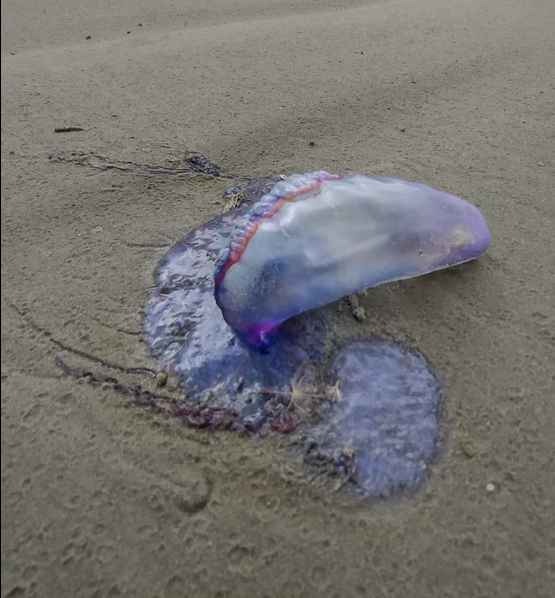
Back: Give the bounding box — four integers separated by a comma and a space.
214, 171, 342, 292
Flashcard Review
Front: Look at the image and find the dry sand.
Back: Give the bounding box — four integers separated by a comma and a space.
2, 0, 554, 596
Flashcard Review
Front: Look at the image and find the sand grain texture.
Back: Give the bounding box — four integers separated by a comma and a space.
2, 0, 554, 597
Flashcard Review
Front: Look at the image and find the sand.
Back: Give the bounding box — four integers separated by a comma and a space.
2, 0, 554, 596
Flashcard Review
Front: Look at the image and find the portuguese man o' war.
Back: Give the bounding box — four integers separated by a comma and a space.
215, 172, 491, 348
143, 168, 491, 498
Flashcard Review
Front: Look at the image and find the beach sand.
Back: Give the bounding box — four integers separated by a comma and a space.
2, 0, 554, 596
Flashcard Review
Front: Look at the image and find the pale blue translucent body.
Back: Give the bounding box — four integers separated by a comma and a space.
216, 173, 491, 347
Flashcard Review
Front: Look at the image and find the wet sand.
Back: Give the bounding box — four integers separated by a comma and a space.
2, 0, 554, 596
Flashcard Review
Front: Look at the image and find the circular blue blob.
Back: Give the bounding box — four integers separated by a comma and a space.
303, 340, 443, 498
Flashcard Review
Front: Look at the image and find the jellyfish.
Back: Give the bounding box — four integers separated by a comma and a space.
143, 171, 490, 496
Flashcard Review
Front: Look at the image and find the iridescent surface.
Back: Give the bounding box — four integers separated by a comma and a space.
215, 173, 491, 348
300, 340, 443, 498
